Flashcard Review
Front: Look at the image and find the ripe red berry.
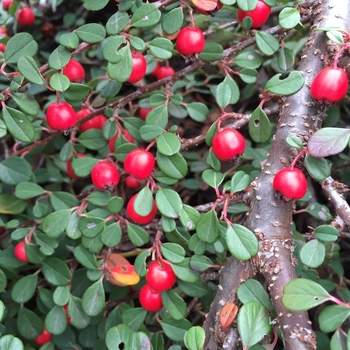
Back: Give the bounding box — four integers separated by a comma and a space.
17, 7, 35, 26
46, 101, 77, 131
14, 241, 28, 263
146, 260, 177, 291
237, 0, 271, 28
139, 284, 163, 312
2, 0, 12, 10
176, 26, 205, 55
138, 107, 153, 121
66, 153, 86, 179
212, 128, 246, 161
63, 58, 85, 83
125, 176, 141, 189
34, 328, 52, 345
77, 108, 107, 132
273, 167, 307, 201
126, 194, 157, 224
91, 161, 120, 191
124, 148, 155, 180
310, 66, 349, 104
0, 27, 8, 36
63, 304, 71, 324
156, 66, 175, 80
0, 44, 5, 52
127, 51, 147, 83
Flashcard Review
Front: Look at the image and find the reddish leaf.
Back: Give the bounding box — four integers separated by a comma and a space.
220, 302, 238, 333
191, 0, 217, 12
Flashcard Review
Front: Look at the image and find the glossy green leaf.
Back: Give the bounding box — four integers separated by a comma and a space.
146, 104, 168, 128
306, 203, 332, 222
45, 306, 67, 335
0, 194, 27, 215
0, 335, 24, 350
196, 210, 219, 244
42, 257, 71, 286
5, 33, 38, 64
122, 308, 147, 331
106, 12, 129, 35
157, 152, 188, 179
305, 155, 331, 181
248, 107, 272, 143
184, 326, 205, 350
237, 279, 271, 310
319, 305, 350, 333
161, 243, 185, 264
149, 38, 173, 60
83, 0, 109, 10
162, 289, 187, 320
42, 209, 71, 238
74, 245, 98, 270
103, 36, 126, 63
82, 279, 105, 316
75, 23, 106, 43
69, 296, 91, 329
107, 46, 132, 82
17, 307, 43, 339
72, 156, 98, 177
230, 170, 250, 193
315, 225, 338, 242
131, 4, 161, 28
286, 135, 303, 149
226, 224, 258, 261
278, 47, 294, 71
186, 102, 209, 122
237, 0, 258, 11
156, 188, 183, 218
106, 324, 134, 350
15, 182, 45, 199
235, 49, 262, 69
50, 73, 70, 92
59, 32, 79, 49
157, 132, 181, 156
172, 258, 200, 283
17, 56, 44, 85
78, 129, 107, 150
0, 157, 31, 185
239, 68, 258, 83
278, 7, 301, 29
48, 45, 70, 69
202, 169, 225, 188
101, 222, 122, 247
198, 43, 223, 61
134, 186, 154, 216
127, 224, 150, 246
11, 274, 38, 303
162, 8, 183, 34
265, 71, 304, 96
190, 255, 212, 272
255, 32, 279, 56
161, 318, 192, 342
238, 301, 271, 348
79, 217, 105, 238
300, 239, 325, 268
179, 205, 200, 231
282, 278, 330, 311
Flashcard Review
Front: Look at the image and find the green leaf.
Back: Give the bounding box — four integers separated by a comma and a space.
75, 23, 106, 43
134, 187, 154, 216
107, 46, 132, 82
184, 326, 205, 350
0, 157, 31, 185
315, 225, 338, 242
17, 56, 44, 85
11, 274, 38, 303
83, 0, 109, 10
237, 0, 258, 11
5, 33, 38, 64
131, 4, 161, 28
78, 129, 107, 150
161, 318, 192, 342
50, 73, 70, 92
106, 324, 134, 350
42, 209, 71, 238
226, 224, 258, 261
178, 279, 208, 298
307, 127, 350, 158
42, 257, 71, 286
286, 135, 303, 149
238, 301, 271, 348
326, 30, 344, 45
198, 43, 223, 61
162, 8, 183, 35
230, 170, 250, 193
278, 47, 294, 71
235, 49, 262, 69
237, 279, 271, 310
190, 255, 212, 272
282, 278, 330, 311
108, 197, 124, 214
216, 76, 239, 108
202, 169, 225, 188
149, 38, 174, 60
134, 249, 151, 277
45, 306, 67, 335
0, 335, 24, 350
300, 239, 325, 268
127, 224, 150, 247
72, 156, 98, 177
106, 12, 129, 35
63, 83, 91, 101
48, 45, 70, 69
82, 279, 105, 316
157, 132, 181, 156
79, 217, 105, 238
179, 204, 200, 231
278, 7, 301, 29
157, 152, 188, 180
101, 222, 122, 247
248, 107, 272, 143
305, 155, 331, 181
264, 71, 304, 96
161, 243, 185, 264
0, 269, 7, 293
15, 182, 45, 199
172, 258, 200, 283
306, 203, 332, 222
319, 305, 350, 333
74, 245, 98, 270
102, 36, 126, 63
162, 290, 187, 320
129, 36, 145, 51
0, 194, 27, 215
122, 308, 147, 331
239, 68, 258, 84
186, 102, 209, 122
11, 92, 40, 116
146, 104, 168, 129
196, 210, 219, 244
69, 296, 91, 329
156, 188, 183, 219
2, 106, 35, 142
140, 125, 164, 141
255, 32, 279, 56
59, 32, 80, 49
17, 307, 43, 339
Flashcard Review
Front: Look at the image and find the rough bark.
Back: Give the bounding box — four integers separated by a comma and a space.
203, 1, 350, 349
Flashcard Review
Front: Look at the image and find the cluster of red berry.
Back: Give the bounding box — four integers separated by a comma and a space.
139, 260, 177, 312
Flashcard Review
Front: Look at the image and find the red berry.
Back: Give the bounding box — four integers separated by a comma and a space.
273, 167, 307, 200
2, 0, 12, 10
63, 304, 71, 324
126, 194, 157, 224
139, 284, 163, 312
14, 241, 28, 263
77, 109, 107, 132
212, 128, 246, 161
146, 260, 177, 291
0, 44, 5, 52
121, 129, 134, 143
0, 27, 8, 36
138, 107, 153, 121
156, 66, 175, 80
127, 51, 147, 83
310, 66, 349, 104
149, 63, 160, 77
108, 130, 134, 153
46, 101, 77, 131
66, 153, 86, 179
34, 328, 52, 345
237, 0, 271, 28
17, 7, 35, 26
125, 176, 141, 189
176, 26, 205, 55
124, 148, 155, 180
63, 58, 85, 83
91, 161, 120, 191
